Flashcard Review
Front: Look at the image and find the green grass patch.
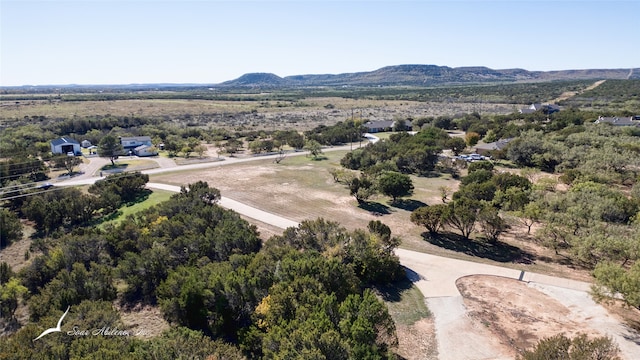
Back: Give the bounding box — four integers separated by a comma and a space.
101, 159, 158, 171
277, 150, 349, 167
101, 163, 129, 171
370, 132, 394, 140
377, 278, 431, 326
99, 190, 173, 227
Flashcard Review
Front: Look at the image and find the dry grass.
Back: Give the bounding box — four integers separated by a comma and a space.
0, 96, 518, 131
150, 149, 596, 283
0, 221, 36, 272
115, 302, 170, 339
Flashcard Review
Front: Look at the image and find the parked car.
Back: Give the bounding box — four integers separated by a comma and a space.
37, 182, 54, 190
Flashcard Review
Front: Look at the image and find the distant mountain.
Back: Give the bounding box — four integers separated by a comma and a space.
225, 73, 290, 86
221, 64, 640, 87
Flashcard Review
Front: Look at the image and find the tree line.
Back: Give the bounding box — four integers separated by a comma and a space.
1, 181, 404, 359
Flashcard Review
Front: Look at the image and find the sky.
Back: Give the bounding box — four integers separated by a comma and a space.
1, 0, 639, 86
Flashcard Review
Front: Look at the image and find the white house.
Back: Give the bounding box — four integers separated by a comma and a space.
120, 136, 152, 150
363, 120, 413, 133
133, 145, 158, 157
81, 140, 92, 148
51, 137, 81, 155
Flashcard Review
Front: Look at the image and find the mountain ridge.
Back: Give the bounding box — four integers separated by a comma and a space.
221, 64, 640, 87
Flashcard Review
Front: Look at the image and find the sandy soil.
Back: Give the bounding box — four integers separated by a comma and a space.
456, 275, 640, 359
396, 319, 438, 360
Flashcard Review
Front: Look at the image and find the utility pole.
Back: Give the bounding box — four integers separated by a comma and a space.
351, 108, 354, 151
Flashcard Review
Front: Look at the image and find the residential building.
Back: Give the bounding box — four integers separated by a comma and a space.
133, 145, 158, 157
120, 136, 152, 150
363, 120, 413, 133
51, 137, 81, 155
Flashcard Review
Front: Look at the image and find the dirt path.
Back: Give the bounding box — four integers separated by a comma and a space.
550, 79, 606, 103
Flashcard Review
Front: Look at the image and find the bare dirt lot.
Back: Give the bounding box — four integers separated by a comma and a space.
457, 275, 640, 359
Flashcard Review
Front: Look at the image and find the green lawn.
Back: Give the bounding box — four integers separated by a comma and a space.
378, 278, 431, 326
100, 159, 159, 172
100, 190, 173, 227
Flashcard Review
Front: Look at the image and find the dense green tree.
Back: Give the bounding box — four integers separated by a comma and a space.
137, 327, 245, 360
0, 262, 14, 285
445, 198, 481, 240
89, 171, 149, 204
518, 333, 620, 360
377, 171, 414, 202
446, 137, 467, 155
477, 205, 506, 242
98, 135, 123, 166
338, 289, 398, 356
21, 187, 97, 234
411, 204, 449, 234
0, 277, 28, 320
163, 134, 184, 157
593, 260, 640, 308
223, 138, 243, 155
341, 127, 445, 175
270, 218, 348, 253
0, 157, 48, 187
461, 169, 494, 186
28, 262, 116, 321
0, 208, 22, 248
304, 140, 323, 159
305, 121, 365, 146
348, 175, 376, 203
342, 229, 403, 284
117, 246, 171, 304
467, 160, 494, 173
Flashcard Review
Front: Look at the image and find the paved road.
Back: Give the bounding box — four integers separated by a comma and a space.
58, 140, 640, 360
64, 144, 357, 183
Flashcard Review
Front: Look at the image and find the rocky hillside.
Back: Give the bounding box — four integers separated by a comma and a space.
221, 64, 640, 87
